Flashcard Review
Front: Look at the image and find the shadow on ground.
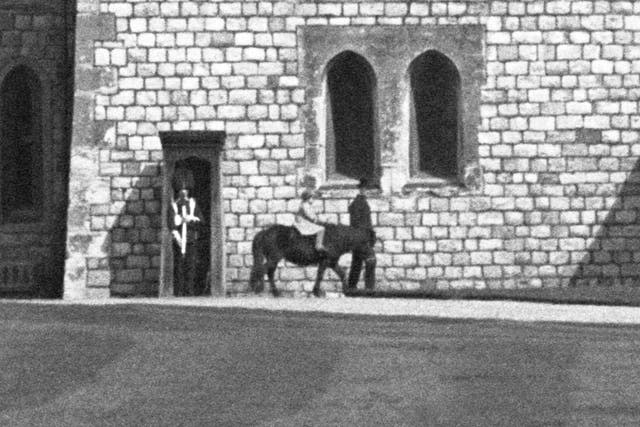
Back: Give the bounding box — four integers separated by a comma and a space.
2, 303, 640, 426
0, 304, 340, 426
0, 328, 133, 412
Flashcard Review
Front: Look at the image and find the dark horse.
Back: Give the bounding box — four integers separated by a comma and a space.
250, 224, 376, 296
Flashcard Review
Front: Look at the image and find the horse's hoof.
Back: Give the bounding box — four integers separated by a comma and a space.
312, 289, 325, 298
272, 289, 281, 297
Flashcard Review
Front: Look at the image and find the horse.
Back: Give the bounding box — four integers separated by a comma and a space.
249, 223, 376, 297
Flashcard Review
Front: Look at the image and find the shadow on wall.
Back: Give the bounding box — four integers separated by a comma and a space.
102, 161, 213, 297
569, 130, 640, 288
102, 164, 163, 296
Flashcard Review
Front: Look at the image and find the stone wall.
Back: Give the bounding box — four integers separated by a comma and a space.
66, 0, 640, 297
0, 0, 73, 297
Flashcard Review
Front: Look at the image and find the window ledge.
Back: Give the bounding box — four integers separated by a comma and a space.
405, 176, 457, 187
319, 180, 359, 191
318, 179, 381, 198
402, 177, 473, 197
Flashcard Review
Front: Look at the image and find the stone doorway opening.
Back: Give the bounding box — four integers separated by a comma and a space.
171, 157, 211, 296
160, 131, 225, 297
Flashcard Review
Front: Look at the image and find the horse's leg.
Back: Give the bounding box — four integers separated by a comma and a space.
249, 261, 265, 293
330, 262, 348, 293
264, 252, 283, 297
267, 262, 280, 297
313, 260, 328, 297
347, 251, 363, 290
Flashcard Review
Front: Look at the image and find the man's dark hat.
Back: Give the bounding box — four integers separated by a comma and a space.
173, 167, 195, 190
358, 177, 368, 189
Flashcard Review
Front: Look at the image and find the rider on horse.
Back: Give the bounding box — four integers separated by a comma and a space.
294, 189, 326, 252
250, 188, 377, 296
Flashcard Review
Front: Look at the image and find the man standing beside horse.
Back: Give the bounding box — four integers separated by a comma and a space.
347, 178, 376, 291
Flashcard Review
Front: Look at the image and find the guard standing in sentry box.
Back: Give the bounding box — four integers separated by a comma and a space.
347, 178, 376, 291
170, 167, 203, 296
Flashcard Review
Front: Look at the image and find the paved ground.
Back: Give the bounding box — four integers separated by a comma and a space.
2, 300, 640, 426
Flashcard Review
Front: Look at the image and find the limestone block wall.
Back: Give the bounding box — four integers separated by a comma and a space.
0, 0, 74, 297
66, 0, 640, 297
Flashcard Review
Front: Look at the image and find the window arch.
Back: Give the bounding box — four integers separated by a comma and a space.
0, 65, 43, 223
410, 50, 460, 179
326, 51, 377, 186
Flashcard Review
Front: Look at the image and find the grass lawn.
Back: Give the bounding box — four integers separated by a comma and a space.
2, 302, 640, 426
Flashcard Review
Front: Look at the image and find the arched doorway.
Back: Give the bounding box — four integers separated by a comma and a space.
171, 157, 211, 296
159, 131, 226, 297
0, 63, 66, 298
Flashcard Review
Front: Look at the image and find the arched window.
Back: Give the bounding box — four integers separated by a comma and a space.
410, 51, 460, 179
0, 65, 43, 223
326, 51, 377, 186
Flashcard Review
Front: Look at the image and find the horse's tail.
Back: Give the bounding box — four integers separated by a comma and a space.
249, 230, 266, 293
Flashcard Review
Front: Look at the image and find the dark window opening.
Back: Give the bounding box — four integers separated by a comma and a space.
326, 51, 377, 186
0, 66, 43, 223
410, 50, 460, 179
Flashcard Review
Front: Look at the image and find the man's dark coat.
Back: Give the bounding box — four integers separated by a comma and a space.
347, 193, 375, 290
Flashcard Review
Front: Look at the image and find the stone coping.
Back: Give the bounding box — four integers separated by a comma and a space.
5, 297, 640, 326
